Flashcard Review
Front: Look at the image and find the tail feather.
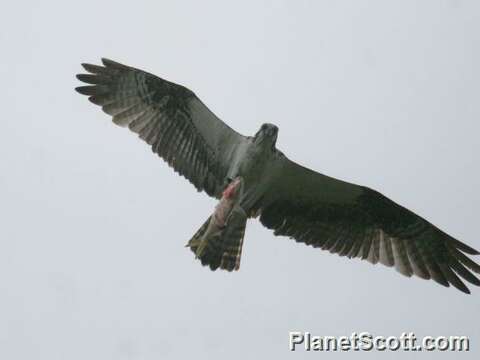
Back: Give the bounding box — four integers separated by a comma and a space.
187, 216, 211, 256
187, 206, 247, 271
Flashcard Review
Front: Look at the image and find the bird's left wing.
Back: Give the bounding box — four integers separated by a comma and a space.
257, 153, 480, 293
76, 58, 247, 198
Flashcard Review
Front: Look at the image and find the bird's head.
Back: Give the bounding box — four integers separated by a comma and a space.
254, 123, 279, 148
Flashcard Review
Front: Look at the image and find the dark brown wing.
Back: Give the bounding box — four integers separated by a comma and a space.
76, 58, 246, 198
257, 154, 480, 294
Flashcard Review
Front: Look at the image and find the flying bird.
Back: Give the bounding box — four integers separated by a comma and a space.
76, 58, 480, 294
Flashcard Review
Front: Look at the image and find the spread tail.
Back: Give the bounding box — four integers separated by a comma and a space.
186, 206, 247, 271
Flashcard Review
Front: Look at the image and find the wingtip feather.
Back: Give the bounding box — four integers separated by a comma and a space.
101, 57, 128, 69
450, 238, 479, 255
80, 63, 91, 71
74, 86, 88, 95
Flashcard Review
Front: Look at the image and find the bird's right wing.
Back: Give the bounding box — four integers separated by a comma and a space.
256, 153, 480, 293
76, 58, 247, 198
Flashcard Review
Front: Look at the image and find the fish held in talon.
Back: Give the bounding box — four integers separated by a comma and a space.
187, 177, 246, 270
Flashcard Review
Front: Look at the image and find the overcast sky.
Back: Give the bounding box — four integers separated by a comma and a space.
1, 1, 479, 359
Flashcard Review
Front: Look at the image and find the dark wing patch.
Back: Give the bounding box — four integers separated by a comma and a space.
258, 155, 480, 294
76, 58, 246, 198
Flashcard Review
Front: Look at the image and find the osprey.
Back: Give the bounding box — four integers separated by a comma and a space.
76, 58, 480, 294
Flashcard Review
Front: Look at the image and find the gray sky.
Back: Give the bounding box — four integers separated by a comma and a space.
1, 0, 479, 359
